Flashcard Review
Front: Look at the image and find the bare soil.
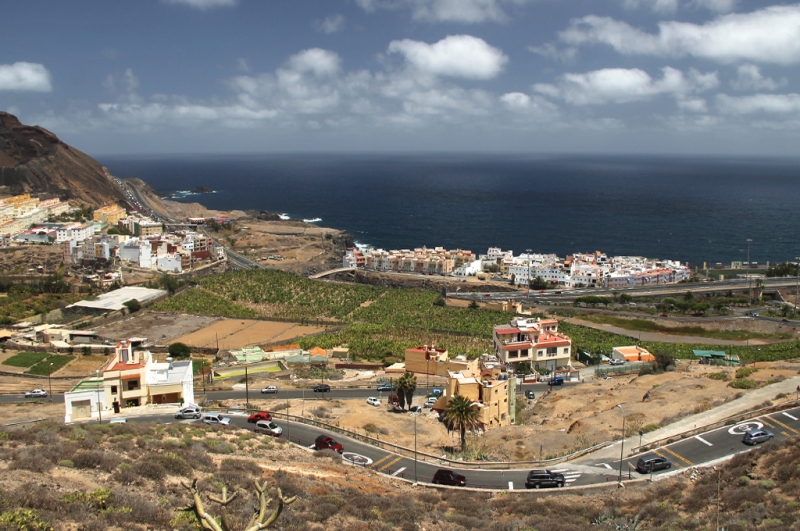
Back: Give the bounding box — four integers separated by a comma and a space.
93, 311, 218, 345
174, 319, 327, 350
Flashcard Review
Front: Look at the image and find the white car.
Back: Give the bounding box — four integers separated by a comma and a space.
260, 386, 278, 394
366, 396, 381, 407
424, 396, 438, 408
254, 420, 282, 436
202, 413, 232, 426
609, 358, 625, 365
24, 389, 48, 398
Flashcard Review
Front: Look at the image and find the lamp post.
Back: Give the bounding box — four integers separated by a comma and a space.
796, 385, 799, 404
414, 407, 418, 484
746, 239, 752, 305
244, 364, 250, 409
616, 404, 625, 485
47, 363, 53, 402
286, 399, 290, 443
95, 370, 102, 424
794, 257, 800, 318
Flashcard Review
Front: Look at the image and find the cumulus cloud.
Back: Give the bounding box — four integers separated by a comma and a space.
355, 0, 527, 24
533, 66, 716, 105
716, 93, 800, 114
622, 0, 679, 14
286, 48, 342, 77
691, 0, 737, 13
316, 14, 345, 34
528, 43, 578, 63
730, 64, 786, 91
560, 5, 800, 64
162, 0, 236, 9
388, 35, 508, 79
0, 62, 52, 92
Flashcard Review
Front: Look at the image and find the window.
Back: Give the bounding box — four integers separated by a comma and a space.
127, 381, 138, 391
110, 385, 117, 394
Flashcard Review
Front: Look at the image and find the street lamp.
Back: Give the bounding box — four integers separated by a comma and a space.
746, 239, 752, 305
95, 369, 102, 424
616, 404, 625, 485
244, 364, 250, 409
47, 363, 53, 402
794, 257, 800, 318
414, 406, 418, 484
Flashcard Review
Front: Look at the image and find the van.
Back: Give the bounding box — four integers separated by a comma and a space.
548, 377, 564, 386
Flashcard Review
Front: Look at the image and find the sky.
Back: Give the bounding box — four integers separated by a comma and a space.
2, 0, 800, 156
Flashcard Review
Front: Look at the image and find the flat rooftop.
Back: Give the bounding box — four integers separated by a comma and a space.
68, 287, 166, 311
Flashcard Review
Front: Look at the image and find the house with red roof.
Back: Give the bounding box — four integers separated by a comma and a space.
492, 317, 572, 372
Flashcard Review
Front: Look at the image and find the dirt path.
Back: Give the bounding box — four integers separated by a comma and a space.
565, 317, 772, 346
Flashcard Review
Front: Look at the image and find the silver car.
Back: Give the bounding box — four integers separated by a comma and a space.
202, 413, 231, 426
175, 406, 202, 419
742, 429, 773, 445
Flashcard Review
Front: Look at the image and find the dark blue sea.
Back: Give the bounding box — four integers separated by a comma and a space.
99, 154, 800, 268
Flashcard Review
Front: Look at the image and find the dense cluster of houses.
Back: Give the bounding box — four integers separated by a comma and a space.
0, 193, 72, 240
344, 246, 692, 289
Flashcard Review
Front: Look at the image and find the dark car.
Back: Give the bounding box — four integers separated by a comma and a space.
314, 435, 343, 453
525, 390, 536, 399
742, 429, 774, 445
432, 469, 467, 486
248, 411, 272, 423
525, 470, 565, 489
548, 377, 564, 386
314, 384, 331, 392
377, 383, 394, 392
636, 456, 672, 474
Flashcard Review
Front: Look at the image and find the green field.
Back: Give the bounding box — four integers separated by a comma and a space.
152, 288, 260, 319
26, 354, 74, 375
2, 351, 49, 368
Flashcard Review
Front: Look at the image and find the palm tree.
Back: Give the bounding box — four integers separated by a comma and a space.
442, 395, 482, 451
395, 372, 417, 410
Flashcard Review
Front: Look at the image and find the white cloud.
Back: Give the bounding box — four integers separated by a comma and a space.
162, 0, 236, 9
691, 0, 737, 13
286, 49, 341, 77
316, 14, 345, 34
355, 0, 527, 24
236, 58, 251, 73
0, 62, 52, 92
677, 98, 708, 113
387, 35, 508, 80
716, 93, 800, 114
622, 0, 679, 14
528, 43, 578, 63
533, 67, 714, 105
560, 5, 800, 64
730, 64, 786, 91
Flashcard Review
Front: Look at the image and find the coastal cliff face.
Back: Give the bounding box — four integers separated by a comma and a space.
0, 112, 126, 207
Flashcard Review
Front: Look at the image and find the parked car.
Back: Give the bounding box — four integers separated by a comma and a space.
314, 384, 331, 392
432, 469, 467, 486
24, 389, 48, 398
376, 383, 394, 392
315, 435, 343, 453
548, 377, 564, 386
636, 455, 672, 473
525, 390, 536, 400
175, 406, 202, 419
260, 385, 278, 394
366, 396, 381, 407
742, 429, 773, 445
248, 411, 272, 423
424, 396, 438, 408
254, 420, 282, 437
202, 413, 232, 426
525, 470, 565, 489
110, 418, 127, 424
609, 358, 625, 366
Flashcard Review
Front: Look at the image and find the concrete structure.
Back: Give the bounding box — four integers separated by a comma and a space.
493, 317, 572, 372
434, 370, 516, 429
93, 204, 126, 224
63, 377, 105, 423
612, 346, 655, 363
68, 286, 166, 312
404, 345, 479, 376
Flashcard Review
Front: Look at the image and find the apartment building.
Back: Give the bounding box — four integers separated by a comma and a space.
404, 345, 478, 376
493, 317, 572, 372
93, 204, 127, 224
434, 370, 516, 429
56, 222, 95, 243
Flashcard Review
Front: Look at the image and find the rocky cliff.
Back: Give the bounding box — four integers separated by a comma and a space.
0, 112, 126, 207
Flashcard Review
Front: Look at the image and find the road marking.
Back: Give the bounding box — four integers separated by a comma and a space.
392, 467, 406, 477
508, 481, 514, 490
378, 456, 404, 471
660, 446, 694, 467
729, 421, 763, 435
761, 418, 777, 429
783, 431, 792, 437
769, 417, 800, 435
369, 454, 394, 469
599, 463, 613, 470
550, 468, 568, 473
694, 435, 713, 447
783, 412, 798, 421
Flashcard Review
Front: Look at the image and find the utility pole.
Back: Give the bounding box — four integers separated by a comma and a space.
414, 408, 418, 484
746, 239, 753, 305
48, 363, 53, 402
96, 370, 103, 424
794, 257, 800, 318
617, 404, 625, 486
244, 364, 250, 408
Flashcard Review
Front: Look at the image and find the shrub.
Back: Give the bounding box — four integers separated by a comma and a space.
9, 451, 54, 473
707, 372, 728, 381
736, 366, 758, 379
0, 509, 51, 531
131, 459, 167, 480
168, 342, 191, 359
153, 453, 192, 477
59, 459, 74, 468
729, 379, 758, 390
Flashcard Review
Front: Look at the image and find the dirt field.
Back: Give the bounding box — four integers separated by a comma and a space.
55, 355, 109, 378
236, 359, 800, 460
174, 319, 327, 350
94, 311, 218, 345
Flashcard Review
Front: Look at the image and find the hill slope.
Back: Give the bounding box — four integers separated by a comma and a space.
0, 112, 126, 207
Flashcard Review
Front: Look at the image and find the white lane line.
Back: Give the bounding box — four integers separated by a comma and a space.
391, 467, 406, 477
508, 481, 514, 490
550, 468, 568, 473
783, 412, 798, 421
599, 463, 613, 470
694, 435, 713, 447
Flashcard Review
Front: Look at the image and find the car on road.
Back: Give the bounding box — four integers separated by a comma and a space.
202, 413, 232, 426
636, 456, 672, 473
548, 377, 564, 386
248, 411, 272, 423
110, 418, 127, 424
24, 389, 48, 398
260, 386, 278, 394
609, 358, 625, 366
742, 428, 773, 445
175, 406, 202, 419
376, 383, 394, 392
314, 384, 331, 392
525, 390, 536, 399
366, 396, 381, 407
424, 396, 438, 408
525, 470, 565, 489
254, 420, 282, 437
432, 469, 467, 486
315, 435, 343, 453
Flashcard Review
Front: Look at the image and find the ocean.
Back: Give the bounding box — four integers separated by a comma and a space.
100, 154, 800, 268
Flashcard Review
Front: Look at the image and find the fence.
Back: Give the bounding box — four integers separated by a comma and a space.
595, 363, 651, 376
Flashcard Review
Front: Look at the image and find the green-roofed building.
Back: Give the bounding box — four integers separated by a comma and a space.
692, 350, 739, 365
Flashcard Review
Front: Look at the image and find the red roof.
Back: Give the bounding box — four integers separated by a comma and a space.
502, 343, 532, 351
105, 362, 145, 372
495, 328, 520, 335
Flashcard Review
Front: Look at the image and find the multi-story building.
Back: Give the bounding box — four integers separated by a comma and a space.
56, 222, 95, 243
93, 204, 127, 224
492, 317, 572, 372
432, 369, 516, 429
404, 345, 478, 376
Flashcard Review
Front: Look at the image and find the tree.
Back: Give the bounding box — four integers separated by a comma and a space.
529, 276, 548, 290
653, 350, 674, 372
442, 394, 482, 451
159, 274, 180, 295
395, 372, 417, 410
468, 300, 479, 310
619, 293, 632, 304
168, 342, 192, 359
684, 290, 694, 302
123, 299, 141, 313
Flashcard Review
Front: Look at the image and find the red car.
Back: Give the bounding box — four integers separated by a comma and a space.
247, 411, 272, 423
315, 435, 343, 453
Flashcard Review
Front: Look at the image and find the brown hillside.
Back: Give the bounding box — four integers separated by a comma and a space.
0, 112, 126, 207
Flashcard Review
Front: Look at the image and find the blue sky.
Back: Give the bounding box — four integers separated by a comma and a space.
2, 0, 800, 155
